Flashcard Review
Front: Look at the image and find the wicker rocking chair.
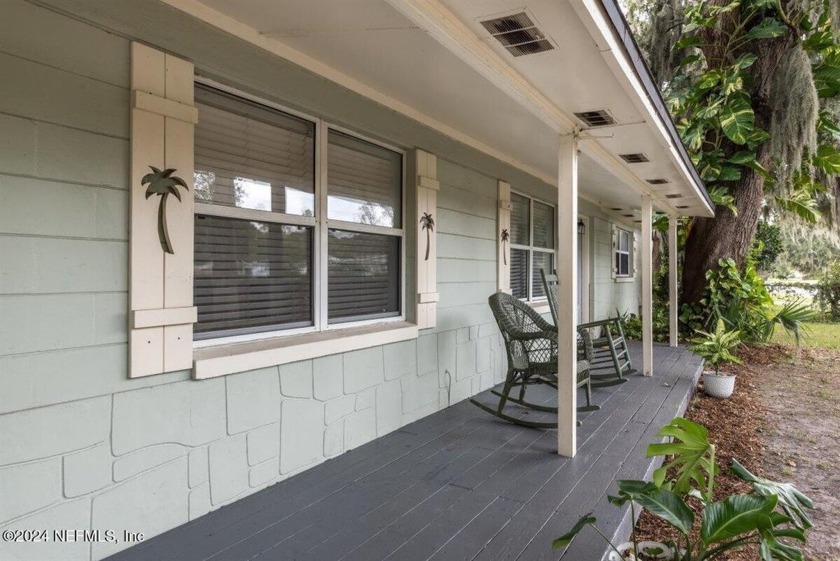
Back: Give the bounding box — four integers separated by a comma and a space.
469, 292, 597, 429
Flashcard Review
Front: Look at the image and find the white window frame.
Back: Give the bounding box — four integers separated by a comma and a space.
613, 226, 635, 281
192, 78, 406, 349
509, 191, 556, 303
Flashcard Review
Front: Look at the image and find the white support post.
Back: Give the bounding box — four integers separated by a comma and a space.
668, 215, 679, 348
641, 196, 653, 376
556, 133, 578, 457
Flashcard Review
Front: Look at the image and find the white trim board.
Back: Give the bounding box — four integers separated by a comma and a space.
194, 321, 419, 379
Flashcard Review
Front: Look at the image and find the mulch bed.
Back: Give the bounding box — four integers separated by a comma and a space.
633, 344, 788, 560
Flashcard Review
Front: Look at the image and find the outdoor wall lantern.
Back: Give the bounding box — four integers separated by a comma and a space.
578, 219, 586, 236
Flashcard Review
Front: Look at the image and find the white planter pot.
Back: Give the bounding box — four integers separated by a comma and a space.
702, 371, 736, 398
607, 541, 680, 561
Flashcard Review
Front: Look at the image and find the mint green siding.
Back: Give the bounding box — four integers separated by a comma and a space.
0, 2, 636, 559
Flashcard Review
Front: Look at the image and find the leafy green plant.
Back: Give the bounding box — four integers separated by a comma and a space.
751, 221, 783, 272
816, 259, 840, 320
648, 418, 717, 503
682, 259, 814, 345
689, 319, 742, 376
553, 418, 814, 561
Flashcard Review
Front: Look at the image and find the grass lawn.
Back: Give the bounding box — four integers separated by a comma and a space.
771, 321, 840, 349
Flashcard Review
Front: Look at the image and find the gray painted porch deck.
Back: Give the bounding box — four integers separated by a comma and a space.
109, 342, 702, 561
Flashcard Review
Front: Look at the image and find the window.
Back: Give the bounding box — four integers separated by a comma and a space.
614, 227, 633, 278
509, 192, 555, 301
193, 85, 403, 341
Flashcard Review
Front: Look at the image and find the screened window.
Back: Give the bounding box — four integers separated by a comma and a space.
614, 228, 633, 278
509, 192, 555, 301
194, 84, 403, 340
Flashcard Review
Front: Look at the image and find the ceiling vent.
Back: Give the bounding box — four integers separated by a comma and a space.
622, 213, 634, 217
619, 153, 650, 164
665, 194, 682, 199
646, 178, 670, 185
676, 205, 690, 209
610, 207, 622, 211
574, 110, 616, 128
481, 12, 554, 57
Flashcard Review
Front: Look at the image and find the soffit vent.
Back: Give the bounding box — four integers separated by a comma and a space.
676, 205, 690, 209
481, 12, 554, 57
646, 178, 670, 185
619, 153, 650, 164
610, 207, 622, 211
573, 110, 616, 128
665, 194, 682, 199
622, 213, 634, 217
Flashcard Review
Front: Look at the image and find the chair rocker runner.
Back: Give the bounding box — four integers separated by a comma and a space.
578, 317, 638, 385
469, 292, 598, 429
539, 269, 635, 387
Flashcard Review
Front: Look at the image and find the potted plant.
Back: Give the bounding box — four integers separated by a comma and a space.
554, 418, 814, 561
689, 319, 742, 398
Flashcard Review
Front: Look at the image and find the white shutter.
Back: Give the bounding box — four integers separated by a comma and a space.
416, 150, 438, 329
497, 181, 512, 294
129, 43, 197, 377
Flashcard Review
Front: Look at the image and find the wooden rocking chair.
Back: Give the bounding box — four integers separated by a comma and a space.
469, 292, 597, 429
540, 269, 635, 387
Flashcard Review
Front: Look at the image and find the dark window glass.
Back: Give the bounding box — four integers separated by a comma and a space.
194, 216, 312, 337
194, 86, 316, 216
510, 248, 528, 299
328, 230, 400, 322
510, 193, 530, 245
328, 131, 402, 228
532, 201, 554, 249
532, 252, 553, 299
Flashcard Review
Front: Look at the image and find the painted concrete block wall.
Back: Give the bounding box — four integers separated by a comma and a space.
0, 3, 506, 559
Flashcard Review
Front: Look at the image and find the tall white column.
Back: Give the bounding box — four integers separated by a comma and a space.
641, 196, 653, 376
556, 133, 578, 457
668, 215, 679, 347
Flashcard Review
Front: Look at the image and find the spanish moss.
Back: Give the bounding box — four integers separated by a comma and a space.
769, 46, 820, 191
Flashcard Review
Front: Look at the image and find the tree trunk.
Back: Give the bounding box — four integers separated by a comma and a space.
681, 2, 796, 304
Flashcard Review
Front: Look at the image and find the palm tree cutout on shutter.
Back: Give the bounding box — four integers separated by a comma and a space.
500, 228, 510, 265
420, 212, 435, 261
141, 166, 189, 255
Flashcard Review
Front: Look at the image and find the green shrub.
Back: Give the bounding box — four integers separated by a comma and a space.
816, 259, 840, 320
681, 258, 814, 344
554, 418, 814, 561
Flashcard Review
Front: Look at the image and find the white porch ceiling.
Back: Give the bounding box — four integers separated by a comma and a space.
176, 0, 713, 221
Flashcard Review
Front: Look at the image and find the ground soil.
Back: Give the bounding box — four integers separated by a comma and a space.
634, 344, 840, 561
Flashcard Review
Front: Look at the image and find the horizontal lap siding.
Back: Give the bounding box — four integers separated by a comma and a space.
0, 0, 135, 422
435, 159, 499, 332
0, 4, 507, 559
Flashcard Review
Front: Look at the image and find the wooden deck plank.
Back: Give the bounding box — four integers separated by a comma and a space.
105, 345, 702, 561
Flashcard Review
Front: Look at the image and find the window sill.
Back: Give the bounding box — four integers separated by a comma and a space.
531, 303, 551, 315
614, 276, 636, 283
193, 321, 419, 379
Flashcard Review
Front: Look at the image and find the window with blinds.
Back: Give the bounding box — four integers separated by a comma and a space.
194, 217, 312, 337
327, 130, 402, 323
193, 84, 403, 341
194, 86, 315, 216
509, 192, 555, 301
